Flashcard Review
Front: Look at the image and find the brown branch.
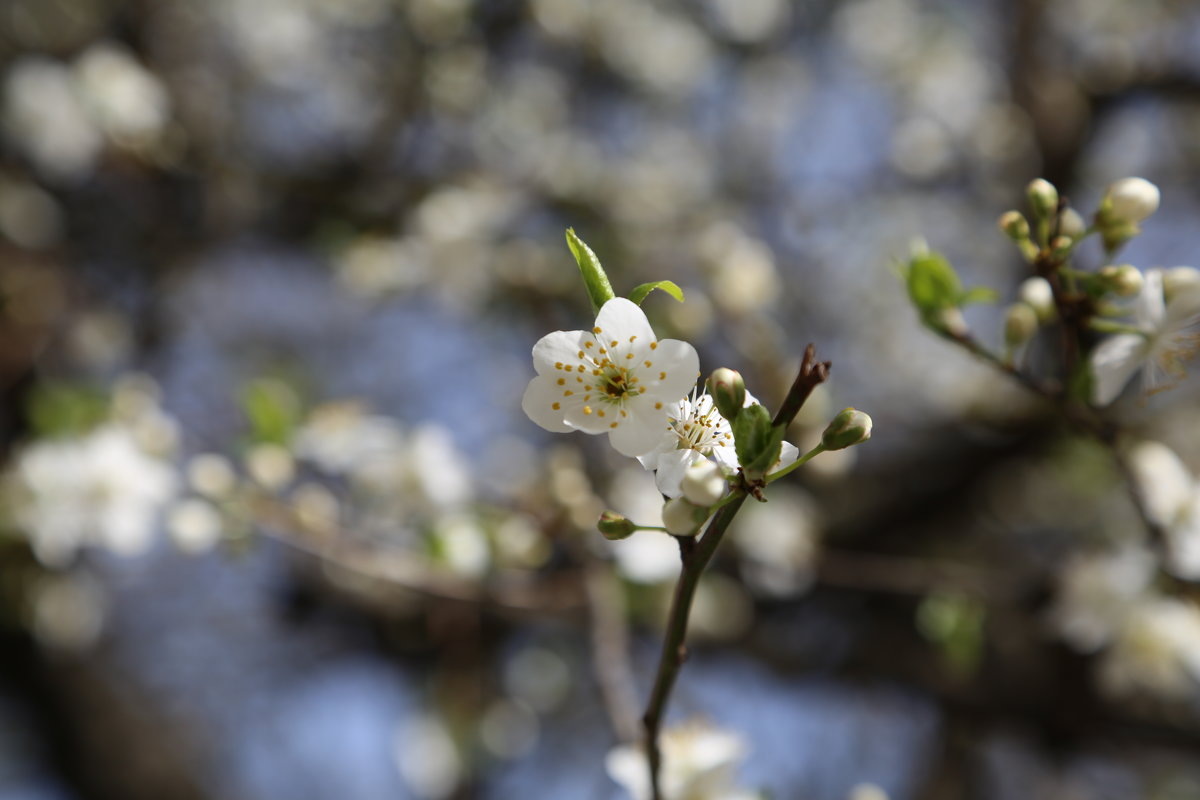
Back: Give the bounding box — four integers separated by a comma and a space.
643, 348, 830, 800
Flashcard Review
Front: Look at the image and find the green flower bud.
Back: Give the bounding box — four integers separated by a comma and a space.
1004, 302, 1038, 348
1026, 178, 1058, 219
1049, 235, 1073, 258
1099, 264, 1144, 298
1057, 207, 1086, 239
821, 407, 873, 451
597, 510, 637, 540
707, 368, 746, 421
662, 497, 707, 537
997, 210, 1030, 241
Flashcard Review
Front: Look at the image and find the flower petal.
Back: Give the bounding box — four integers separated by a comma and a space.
638, 337, 699, 400
521, 375, 573, 432
608, 405, 674, 457
531, 330, 589, 375
1135, 269, 1165, 329
1128, 440, 1194, 525
1091, 333, 1148, 406
1167, 493, 1200, 580
778, 441, 800, 468
594, 297, 656, 345
653, 449, 704, 497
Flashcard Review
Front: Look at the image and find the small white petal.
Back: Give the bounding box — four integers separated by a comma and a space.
520, 376, 573, 432
639, 338, 700, 399
1134, 269, 1166, 329
609, 408, 674, 458
593, 297, 656, 344
531, 330, 588, 375
1128, 441, 1194, 526
654, 449, 705, 497
1091, 333, 1148, 406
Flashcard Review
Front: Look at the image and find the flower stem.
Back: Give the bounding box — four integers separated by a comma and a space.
1087, 319, 1147, 337
765, 444, 826, 484
641, 347, 830, 800
642, 491, 747, 800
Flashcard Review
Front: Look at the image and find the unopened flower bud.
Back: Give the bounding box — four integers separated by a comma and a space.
1050, 235, 1073, 258
680, 460, 726, 507
935, 307, 968, 338
1004, 303, 1038, 348
1100, 264, 1144, 297
707, 368, 745, 421
997, 210, 1029, 241
1104, 177, 1160, 224
662, 497, 707, 537
821, 407, 873, 451
597, 511, 637, 540
1018, 277, 1056, 322
1026, 178, 1058, 219
1058, 207, 1086, 239
1163, 266, 1200, 302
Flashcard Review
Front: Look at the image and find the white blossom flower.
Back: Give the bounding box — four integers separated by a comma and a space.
606, 720, 758, 800
522, 298, 699, 457
1127, 441, 1200, 580
1050, 544, 1155, 652
10, 424, 178, 567
1099, 597, 1200, 699
1090, 269, 1200, 406
638, 390, 798, 497
292, 402, 406, 476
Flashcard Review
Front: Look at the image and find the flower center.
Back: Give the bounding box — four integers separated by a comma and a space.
668, 395, 730, 454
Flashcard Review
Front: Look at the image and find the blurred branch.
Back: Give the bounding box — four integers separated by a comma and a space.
252, 498, 585, 616
583, 559, 642, 744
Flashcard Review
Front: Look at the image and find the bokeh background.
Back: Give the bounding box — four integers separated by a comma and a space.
3, 0, 1200, 798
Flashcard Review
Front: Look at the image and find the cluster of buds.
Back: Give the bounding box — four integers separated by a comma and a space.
997, 178, 1089, 263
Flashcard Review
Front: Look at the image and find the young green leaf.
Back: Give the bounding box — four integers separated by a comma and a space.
565, 228, 615, 315
957, 286, 999, 306
904, 251, 962, 313
733, 403, 785, 475
628, 280, 685, 306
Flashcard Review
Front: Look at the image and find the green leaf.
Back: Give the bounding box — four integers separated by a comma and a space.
628, 280, 684, 306
565, 228, 615, 315
904, 251, 961, 313
957, 286, 999, 306
25, 383, 108, 437
916, 592, 985, 676
241, 379, 301, 445
733, 404, 785, 475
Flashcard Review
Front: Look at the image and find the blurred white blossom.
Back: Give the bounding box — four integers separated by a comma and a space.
606, 719, 757, 800
1091, 269, 1200, 406
10, 424, 178, 567
3, 57, 102, 178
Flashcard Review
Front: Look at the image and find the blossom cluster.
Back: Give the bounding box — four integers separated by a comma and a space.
522, 292, 868, 541
907, 177, 1200, 704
